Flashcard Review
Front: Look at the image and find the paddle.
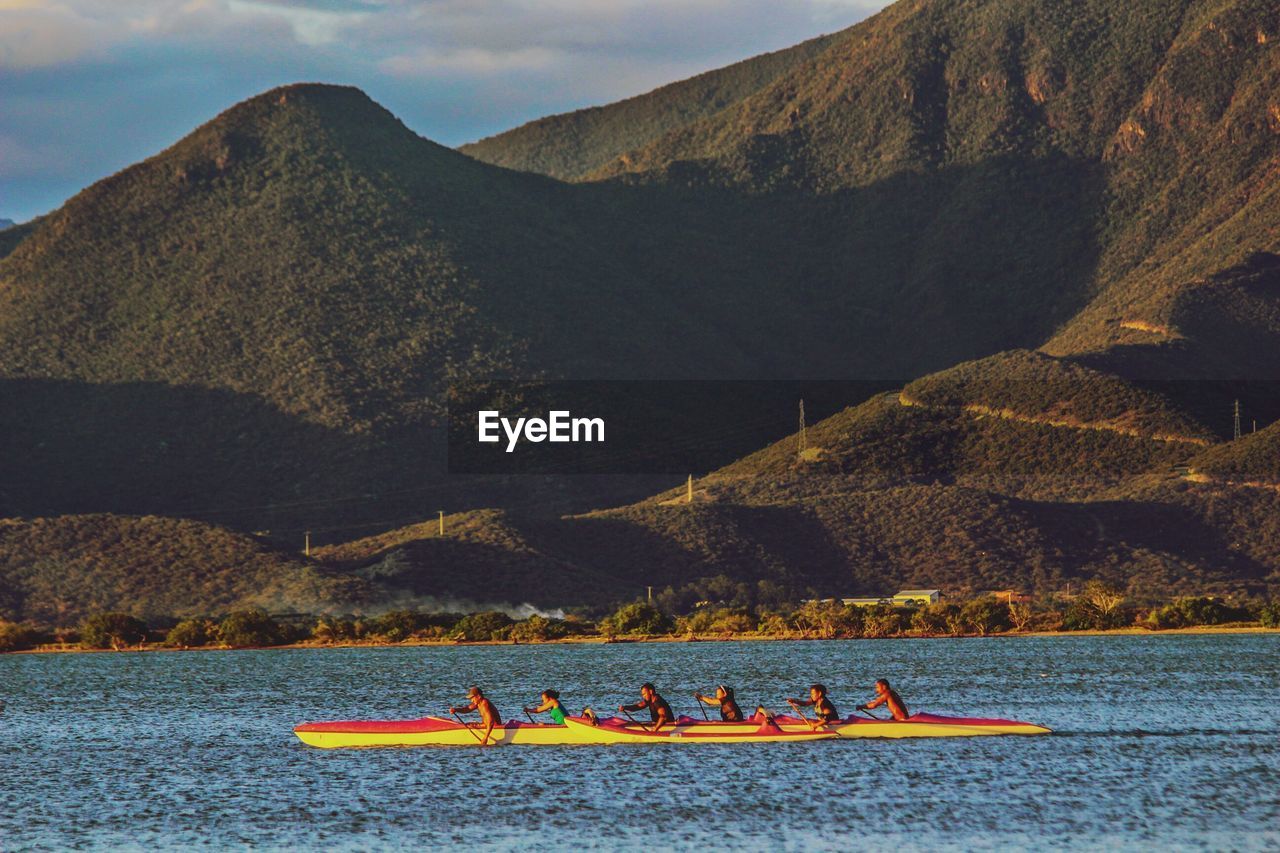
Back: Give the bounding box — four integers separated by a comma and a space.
787, 700, 820, 731
858, 706, 883, 721
523, 708, 537, 724
695, 693, 710, 721
620, 708, 651, 732
449, 709, 486, 744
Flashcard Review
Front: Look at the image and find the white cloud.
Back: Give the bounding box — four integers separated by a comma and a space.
226, 0, 370, 46
381, 45, 557, 76
0, 2, 100, 68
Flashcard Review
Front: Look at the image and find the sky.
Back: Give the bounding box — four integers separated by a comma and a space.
0, 0, 891, 222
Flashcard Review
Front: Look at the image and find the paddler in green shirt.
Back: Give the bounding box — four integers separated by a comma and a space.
525, 689, 568, 724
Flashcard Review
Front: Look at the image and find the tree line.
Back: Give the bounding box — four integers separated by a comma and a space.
1, 582, 1277, 652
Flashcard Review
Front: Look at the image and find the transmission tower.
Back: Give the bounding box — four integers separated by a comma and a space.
1233, 399, 1242, 440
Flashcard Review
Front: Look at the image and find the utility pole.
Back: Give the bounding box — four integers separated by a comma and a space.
304, 530, 311, 557
647, 586, 653, 602
798, 399, 808, 454
438, 510, 445, 536
1253, 420, 1258, 434
687, 474, 694, 504
1233, 399, 1242, 440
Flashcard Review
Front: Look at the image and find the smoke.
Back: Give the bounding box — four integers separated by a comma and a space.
364, 592, 565, 620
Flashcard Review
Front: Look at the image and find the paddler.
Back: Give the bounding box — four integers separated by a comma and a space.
449, 685, 502, 746
618, 682, 675, 731
694, 685, 744, 722
525, 689, 568, 724
858, 678, 910, 720
786, 683, 841, 729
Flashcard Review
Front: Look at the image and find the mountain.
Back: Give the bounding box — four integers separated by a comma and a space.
0, 219, 14, 231
3, 0, 1280, 619
459, 31, 842, 179
0, 514, 368, 625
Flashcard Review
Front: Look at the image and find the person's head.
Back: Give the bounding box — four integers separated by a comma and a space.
875, 679, 890, 694
809, 684, 827, 701
640, 682, 655, 700
716, 685, 734, 701
542, 689, 560, 702
467, 686, 484, 700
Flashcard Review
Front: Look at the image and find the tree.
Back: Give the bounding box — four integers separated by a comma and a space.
0, 620, 39, 652
165, 618, 216, 648
600, 602, 673, 637
961, 599, 1011, 636
791, 601, 862, 638
80, 613, 148, 649
1260, 600, 1280, 628
509, 614, 568, 642
862, 604, 903, 638
451, 611, 515, 641
217, 610, 283, 647
1081, 580, 1126, 627
911, 602, 960, 636
1008, 602, 1034, 632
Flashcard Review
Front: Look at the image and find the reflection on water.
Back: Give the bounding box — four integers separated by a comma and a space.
2, 636, 1278, 850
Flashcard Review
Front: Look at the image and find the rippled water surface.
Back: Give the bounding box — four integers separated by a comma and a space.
2, 636, 1278, 851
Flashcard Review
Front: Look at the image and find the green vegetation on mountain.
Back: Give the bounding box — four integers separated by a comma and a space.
1190, 421, 1280, 483
4, 0, 1280, 620
0, 514, 367, 625
460, 31, 841, 179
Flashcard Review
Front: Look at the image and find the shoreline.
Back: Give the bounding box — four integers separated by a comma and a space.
14, 624, 1278, 655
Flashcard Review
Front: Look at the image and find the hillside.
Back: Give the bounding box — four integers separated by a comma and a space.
0, 514, 368, 625
1189, 420, 1280, 484
460, 31, 841, 179
4, 0, 1280, 610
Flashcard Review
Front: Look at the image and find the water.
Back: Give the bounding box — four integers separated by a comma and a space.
1, 636, 1277, 851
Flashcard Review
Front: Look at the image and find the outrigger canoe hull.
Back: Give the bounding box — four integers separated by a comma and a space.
293, 712, 1050, 748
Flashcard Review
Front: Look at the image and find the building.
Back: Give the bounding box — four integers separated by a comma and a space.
840, 597, 891, 607
892, 589, 941, 606
994, 590, 1031, 605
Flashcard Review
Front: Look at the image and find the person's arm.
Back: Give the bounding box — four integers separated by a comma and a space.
652, 707, 674, 731
481, 713, 496, 745
449, 699, 479, 714
694, 693, 718, 707
787, 697, 816, 707
527, 699, 552, 714
618, 699, 648, 713
859, 695, 888, 710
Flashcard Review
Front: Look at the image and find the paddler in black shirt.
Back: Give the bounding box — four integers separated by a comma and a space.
786, 683, 841, 729
694, 685, 744, 722
618, 682, 675, 732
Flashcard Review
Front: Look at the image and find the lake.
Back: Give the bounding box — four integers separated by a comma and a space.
2, 636, 1277, 850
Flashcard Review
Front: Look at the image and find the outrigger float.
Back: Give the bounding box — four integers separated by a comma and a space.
293, 712, 1050, 748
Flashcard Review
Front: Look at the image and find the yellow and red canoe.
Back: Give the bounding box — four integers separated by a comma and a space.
294, 711, 1049, 748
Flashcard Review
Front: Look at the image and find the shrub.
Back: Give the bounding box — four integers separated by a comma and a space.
756, 612, 789, 635
961, 599, 1011, 636
1260, 600, 1280, 629
80, 613, 148, 649
217, 609, 283, 647
600, 602, 673, 637
791, 601, 863, 638
911, 602, 961, 635
509, 614, 569, 642
165, 618, 216, 648
862, 604, 904, 638
1145, 597, 1241, 629
451, 610, 515, 641
366, 610, 425, 642
0, 620, 39, 652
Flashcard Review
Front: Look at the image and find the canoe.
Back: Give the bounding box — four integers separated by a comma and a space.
293, 711, 1050, 748
293, 716, 580, 748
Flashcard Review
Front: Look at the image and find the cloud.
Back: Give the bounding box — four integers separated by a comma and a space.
0, 2, 101, 68
0, 0, 894, 220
